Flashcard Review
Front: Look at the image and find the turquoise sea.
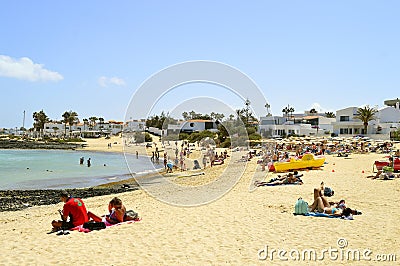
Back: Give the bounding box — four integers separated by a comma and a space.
0, 149, 160, 189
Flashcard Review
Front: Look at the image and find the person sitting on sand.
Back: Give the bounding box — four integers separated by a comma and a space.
51, 191, 89, 231
88, 197, 138, 224
105, 197, 138, 224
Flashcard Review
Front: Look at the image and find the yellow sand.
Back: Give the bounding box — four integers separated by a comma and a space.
1, 138, 399, 265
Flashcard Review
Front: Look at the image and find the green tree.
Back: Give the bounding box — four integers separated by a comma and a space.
89, 116, 98, 130
325, 112, 336, 118
134, 131, 145, 143
98, 117, 105, 130
83, 118, 89, 131
62, 111, 79, 137
145, 132, 152, 142
33, 110, 49, 137
354, 106, 378, 134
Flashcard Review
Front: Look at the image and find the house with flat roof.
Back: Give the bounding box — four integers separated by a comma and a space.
332, 104, 400, 139
167, 119, 219, 135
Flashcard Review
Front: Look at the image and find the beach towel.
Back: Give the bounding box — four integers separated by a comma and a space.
259, 182, 301, 187
304, 212, 339, 218
71, 218, 141, 233
303, 212, 354, 220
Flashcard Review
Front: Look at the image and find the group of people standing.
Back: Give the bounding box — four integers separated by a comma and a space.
79, 157, 91, 167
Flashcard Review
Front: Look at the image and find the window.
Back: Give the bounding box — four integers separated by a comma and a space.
340, 116, 350, 121
205, 122, 213, 129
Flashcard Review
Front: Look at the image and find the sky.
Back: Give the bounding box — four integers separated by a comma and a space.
0, 0, 399, 128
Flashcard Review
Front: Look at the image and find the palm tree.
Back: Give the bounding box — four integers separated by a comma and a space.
325, 112, 336, 118
354, 106, 378, 134
98, 117, 104, 129
282, 105, 294, 120
309, 108, 317, 114
62, 111, 78, 137
282, 106, 289, 119
33, 110, 49, 137
67, 112, 79, 137
265, 102, 271, 116
89, 116, 98, 130
288, 106, 295, 119
83, 118, 89, 131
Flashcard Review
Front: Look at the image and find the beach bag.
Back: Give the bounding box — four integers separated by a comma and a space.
83, 221, 106, 230
294, 198, 308, 215
126, 210, 139, 220
324, 187, 334, 197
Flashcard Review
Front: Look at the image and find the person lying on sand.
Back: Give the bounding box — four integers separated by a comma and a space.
256, 172, 303, 186
308, 185, 361, 217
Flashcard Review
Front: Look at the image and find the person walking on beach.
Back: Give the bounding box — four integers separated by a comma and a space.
87, 158, 91, 167
51, 191, 89, 231
79, 157, 84, 165
202, 155, 207, 169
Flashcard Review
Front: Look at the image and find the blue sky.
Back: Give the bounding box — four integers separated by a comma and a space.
1, 1, 399, 128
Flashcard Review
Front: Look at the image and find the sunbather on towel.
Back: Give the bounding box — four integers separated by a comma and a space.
266, 173, 303, 185
87, 197, 138, 224
308, 185, 361, 217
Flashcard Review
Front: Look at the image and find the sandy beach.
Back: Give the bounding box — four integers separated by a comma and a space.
1, 138, 399, 265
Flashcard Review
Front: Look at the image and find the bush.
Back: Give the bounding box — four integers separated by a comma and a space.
179, 133, 189, 140
220, 139, 231, 148
248, 133, 261, 141
145, 133, 152, 142
246, 127, 257, 135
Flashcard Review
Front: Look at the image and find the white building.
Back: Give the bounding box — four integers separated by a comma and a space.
258, 115, 332, 137
167, 119, 219, 135
43, 120, 123, 137
332, 104, 400, 139
124, 120, 146, 132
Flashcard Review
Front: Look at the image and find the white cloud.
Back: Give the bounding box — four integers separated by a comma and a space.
0, 55, 63, 82
98, 76, 126, 87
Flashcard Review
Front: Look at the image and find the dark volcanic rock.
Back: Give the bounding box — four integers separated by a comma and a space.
0, 187, 138, 212
0, 139, 86, 150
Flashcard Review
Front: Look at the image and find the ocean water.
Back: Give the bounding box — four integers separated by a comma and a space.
0, 149, 161, 189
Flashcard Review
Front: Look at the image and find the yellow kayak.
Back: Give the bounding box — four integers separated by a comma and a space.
273, 154, 325, 172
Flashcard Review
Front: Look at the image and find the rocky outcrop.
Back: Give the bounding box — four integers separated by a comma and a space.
0, 139, 86, 150
0, 187, 137, 212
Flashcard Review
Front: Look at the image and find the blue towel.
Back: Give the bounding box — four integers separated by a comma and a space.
304, 212, 340, 218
